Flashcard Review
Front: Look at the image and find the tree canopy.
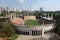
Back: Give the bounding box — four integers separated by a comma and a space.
0, 20, 16, 38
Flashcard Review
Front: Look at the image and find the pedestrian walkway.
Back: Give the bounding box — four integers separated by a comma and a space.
16, 34, 56, 40
16, 34, 58, 40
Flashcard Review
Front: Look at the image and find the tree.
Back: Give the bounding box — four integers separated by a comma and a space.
53, 12, 60, 36
0, 21, 16, 38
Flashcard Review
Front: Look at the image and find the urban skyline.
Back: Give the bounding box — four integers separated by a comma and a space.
0, 0, 60, 11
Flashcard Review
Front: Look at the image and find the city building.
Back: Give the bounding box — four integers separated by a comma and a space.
0, 7, 21, 14
0, 7, 5, 14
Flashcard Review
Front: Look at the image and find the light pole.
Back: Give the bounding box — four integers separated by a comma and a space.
20, 0, 25, 12
29, 0, 31, 12
28, 0, 31, 15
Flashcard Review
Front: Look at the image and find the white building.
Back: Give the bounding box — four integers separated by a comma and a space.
0, 7, 21, 13
0, 7, 5, 14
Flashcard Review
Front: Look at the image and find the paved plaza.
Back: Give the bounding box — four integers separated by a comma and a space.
15, 34, 58, 40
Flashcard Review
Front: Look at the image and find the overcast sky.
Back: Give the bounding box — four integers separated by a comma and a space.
0, 0, 60, 11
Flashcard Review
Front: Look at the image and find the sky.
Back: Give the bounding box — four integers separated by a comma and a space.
0, 0, 60, 11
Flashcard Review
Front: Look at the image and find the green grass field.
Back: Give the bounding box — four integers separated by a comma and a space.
24, 20, 40, 26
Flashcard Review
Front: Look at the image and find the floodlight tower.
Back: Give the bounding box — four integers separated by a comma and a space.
30, 0, 31, 12
28, 0, 32, 15
21, 2, 23, 12
21, 0, 25, 12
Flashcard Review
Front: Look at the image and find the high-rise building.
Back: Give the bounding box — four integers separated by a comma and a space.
40, 7, 43, 12
0, 7, 5, 14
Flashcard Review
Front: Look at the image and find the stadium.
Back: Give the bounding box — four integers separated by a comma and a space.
11, 13, 55, 36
